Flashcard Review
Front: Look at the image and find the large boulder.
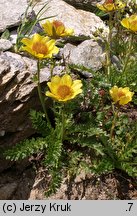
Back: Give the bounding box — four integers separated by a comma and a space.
0, 0, 106, 148
0, 39, 12, 51
62, 39, 105, 71
0, 0, 28, 33
0, 0, 106, 36
34, 0, 106, 37
0, 50, 65, 172
0, 51, 62, 148
0, 0, 106, 172
63, 0, 103, 11
0, 52, 38, 149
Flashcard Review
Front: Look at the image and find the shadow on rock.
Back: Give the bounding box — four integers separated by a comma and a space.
0, 159, 36, 200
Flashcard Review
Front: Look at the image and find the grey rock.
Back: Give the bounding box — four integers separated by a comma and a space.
40, 65, 65, 83
0, 0, 106, 42
0, 0, 28, 33
62, 39, 105, 71
0, 183, 18, 200
34, 0, 106, 37
0, 52, 42, 171
0, 39, 13, 51
0, 51, 50, 148
0, 130, 5, 136
0, 0, 107, 174
60, 43, 75, 60
111, 55, 121, 70
9, 30, 18, 45
63, 0, 103, 11
0, 50, 65, 172
0, 52, 36, 142
0, 52, 64, 132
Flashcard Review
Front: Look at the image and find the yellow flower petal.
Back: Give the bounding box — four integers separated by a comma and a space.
65, 28, 74, 35
60, 74, 72, 86
51, 75, 61, 85
121, 14, 137, 32
46, 91, 59, 100
97, 0, 125, 12
42, 36, 50, 43
72, 89, 83, 98
42, 20, 53, 36
46, 74, 82, 102
21, 33, 59, 59
21, 38, 32, 47
32, 33, 42, 43
56, 25, 65, 35
109, 86, 119, 103
109, 86, 134, 105
121, 18, 130, 29
52, 46, 59, 55
21, 45, 34, 54
72, 80, 83, 89
96, 3, 105, 11
47, 76, 61, 94
119, 96, 131, 105
46, 39, 59, 54
104, 3, 115, 11
42, 20, 74, 38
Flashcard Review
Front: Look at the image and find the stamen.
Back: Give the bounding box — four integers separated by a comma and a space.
57, 85, 72, 99
118, 91, 125, 97
32, 42, 48, 55
53, 20, 64, 28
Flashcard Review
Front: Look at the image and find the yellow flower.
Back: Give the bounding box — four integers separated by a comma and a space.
121, 14, 137, 33
46, 74, 83, 102
21, 33, 59, 59
109, 86, 134, 105
42, 20, 74, 39
97, 0, 125, 12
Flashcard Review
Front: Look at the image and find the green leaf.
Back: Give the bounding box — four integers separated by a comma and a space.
1, 29, 10, 39
4, 137, 47, 161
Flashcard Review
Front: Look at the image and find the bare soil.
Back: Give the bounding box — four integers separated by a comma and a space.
0, 161, 137, 200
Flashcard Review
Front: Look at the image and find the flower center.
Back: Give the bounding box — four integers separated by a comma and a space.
103, 1, 115, 10
53, 20, 64, 29
53, 20, 65, 35
57, 85, 72, 99
118, 91, 125, 98
130, 20, 137, 29
105, 0, 113, 3
32, 42, 48, 55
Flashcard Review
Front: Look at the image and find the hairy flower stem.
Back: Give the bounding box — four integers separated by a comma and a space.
61, 104, 65, 142
106, 12, 113, 81
110, 104, 119, 141
50, 59, 55, 79
37, 59, 51, 126
15, 1, 33, 52
122, 34, 133, 84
